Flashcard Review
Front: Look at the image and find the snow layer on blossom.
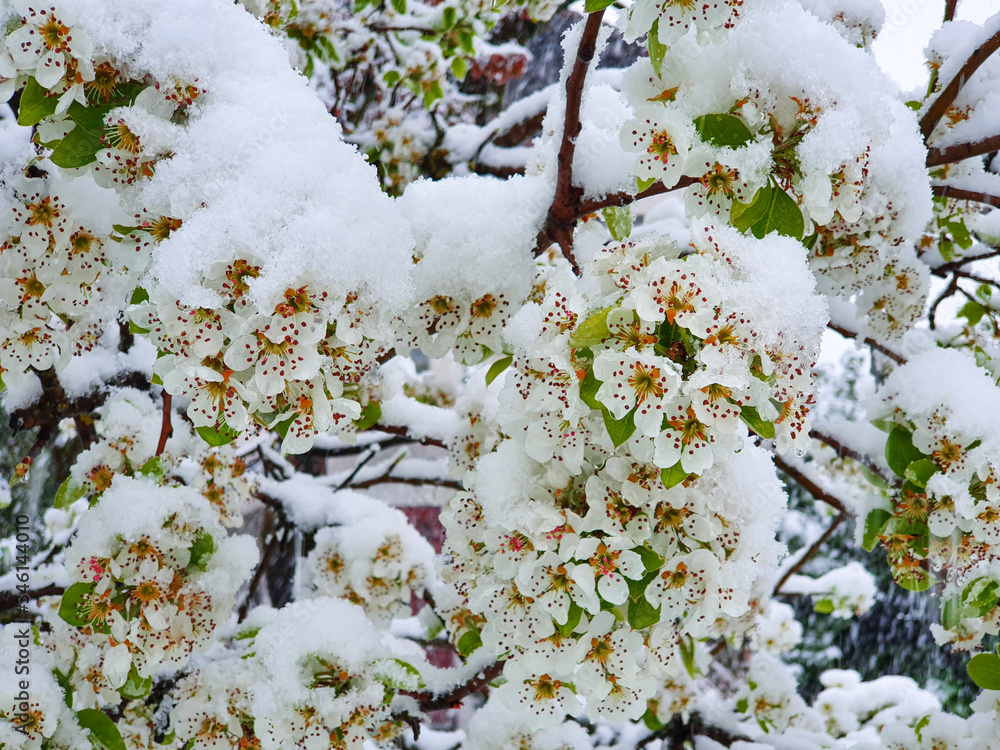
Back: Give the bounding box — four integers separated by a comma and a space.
872, 348, 1000, 443
462, 696, 592, 750
0, 626, 88, 749
397, 174, 548, 307
70, 0, 415, 316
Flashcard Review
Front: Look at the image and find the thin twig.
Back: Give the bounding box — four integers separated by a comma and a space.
371, 424, 447, 449
931, 249, 1000, 276
0, 585, 64, 614
400, 661, 505, 711
809, 430, 898, 487
772, 454, 854, 517
826, 322, 907, 365
932, 184, 1000, 208
927, 133, 1000, 166
238, 527, 285, 622
335, 448, 379, 490
773, 511, 847, 596
920, 29, 1000, 141
155, 392, 173, 457
943, 0, 959, 22
574, 175, 698, 218
348, 475, 463, 491
929, 274, 960, 330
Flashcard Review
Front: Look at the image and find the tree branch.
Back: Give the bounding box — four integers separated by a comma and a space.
370, 424, 446, 449
534, 10, 606, 272
920, 29, 1000, 141
573, 175, 698, 218
931, 249, 1000, 276
826, 322, 907, 365
927, 133, 1000, 166
348, 475, 463, 491
932, 184, 1000, 208
400, 660, 504, 711
155, 392, 173, 457
943, 0, 959, 22
0, 585, 64, 615
809, 430, 898, 488
772, 454, 855, 517
773, 511, 847, 597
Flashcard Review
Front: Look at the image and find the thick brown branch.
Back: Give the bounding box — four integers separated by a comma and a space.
773, 511, 847, 597
772, 454, 854, 517
534, 11, 606, 272
826, 322, 907, 365
931, 184, 1000, 208
155, 392, 173, 457
401, 661, 505, 711
943, 0, 958, 22
927, 133, 1000, 166
920, 29, 1000, 141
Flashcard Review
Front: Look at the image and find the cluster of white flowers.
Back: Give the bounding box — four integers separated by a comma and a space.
866, 349, 1000, 651
618, 0, 931, 345
439, 223, 824, 726
69, 388, 254, 527
303, 505, 436, 626
59, 475, 257, 688
242, 599, 422, 749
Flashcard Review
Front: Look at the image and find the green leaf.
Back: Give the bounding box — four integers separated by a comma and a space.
904, 459, 938, 489
76, 708, 126, 750
968, 653, 1000, 690
862, 509, 891, 552
635, 545, 665, 573
958, 300, 986, 326
422, 79, 444, 108
660, 461, 689, 489
486, 355, 513, 385
354, 400, 381, 431
584, 0, 616, 10
49, 123, 103, 168
603, 407, 637, 447
603, 205, 633, 241
55, 477, 87, 509
441, 6, 456, 28
941, 594, 962, 630
732, 183, 804, 240
914, 715, 931, 742
450, 56, 468, 80
642, 708, 664, 732
138, 456, 164, 479
129, 286, 149, 305
17, 78, 59, 126
961, 577, 999, 618
383, 70, 400, 87
456, 630, 482, 656
54, 668, 74, 709
579, 367, 602, 411
570, 305, 613, 348
693, 113, 754, 149
389, 0, 406, 12
813, 598, 835, 614
885, 426, 926, 479
647, 19, 666, 77
59, 582, 96, 628
197, 422, 238, 447
679, 634, 697, 678
894, 567, 931, 592
739, 404, 775, 440
637, 175, 657, 193
188, 533, 215, 571
559, 602, 584, 637
627, 595, 661, 629
117, 665, 152, 700
736, 697, 749, 713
